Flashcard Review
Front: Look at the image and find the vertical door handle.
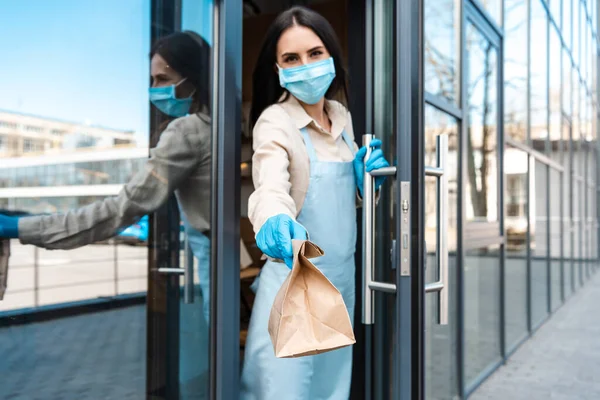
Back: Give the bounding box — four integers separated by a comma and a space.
183, 236, 194, 304
362, 134, 397, 325
424, 134, 449, 325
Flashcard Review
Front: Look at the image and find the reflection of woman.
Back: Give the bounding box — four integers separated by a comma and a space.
241, 7, 389, 400
0, 31, 213, 321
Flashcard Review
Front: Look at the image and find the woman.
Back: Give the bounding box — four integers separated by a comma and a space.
241, 7, 389, 399
0, 30, 213, 320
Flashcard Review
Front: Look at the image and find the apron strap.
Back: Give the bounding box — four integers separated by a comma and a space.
340, 130, 355, 154
300, 127, 318, 162
301, 127, 356, 162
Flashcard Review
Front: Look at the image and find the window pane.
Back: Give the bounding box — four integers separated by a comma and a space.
504, 0, 528, 143
424, 105, 460, 399
563, 49, 572, 115
424, 0, 459, 104
550, 0, 561, 26
479, 0, 502, 25
504, 146, 528, 347
466, 24, 499, 223
0, 1, 153, 398
550, 168, 562, 311
562, 120, 573, 297
464, 245, 502, 385
531, 161, 549, 326
563, 0, 572, 49
573, 74, 581, 141
550, 26, 562, 153
574, 1, 580, 66
531, 0, 549, 151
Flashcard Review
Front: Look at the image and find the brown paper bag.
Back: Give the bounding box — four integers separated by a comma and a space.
0, 239, 10, 301
268, 240, 356, 358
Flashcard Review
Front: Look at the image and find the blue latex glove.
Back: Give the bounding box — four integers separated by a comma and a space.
354, 138, 390, 196
256, 214, 308, 269
0, 214, 19, 238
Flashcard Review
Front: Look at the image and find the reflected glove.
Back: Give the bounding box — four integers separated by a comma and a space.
256, 214, 308, 269
0, 215, 19, 239
354, 138, 390, 196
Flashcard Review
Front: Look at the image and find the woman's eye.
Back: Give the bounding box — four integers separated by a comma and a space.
310, 50, 323, 57
284, 56, 297, 63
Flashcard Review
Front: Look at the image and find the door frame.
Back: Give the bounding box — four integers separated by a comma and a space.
145, 1, 242, 399
210, 0, 242, 399
349, 0, 424, 398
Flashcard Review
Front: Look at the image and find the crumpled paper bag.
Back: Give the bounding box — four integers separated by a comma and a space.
0, 239, 10, 301
268, 240, 356, 358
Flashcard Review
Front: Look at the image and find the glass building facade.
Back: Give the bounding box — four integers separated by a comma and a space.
424, 0, 599, 396
0, 0, 598, 399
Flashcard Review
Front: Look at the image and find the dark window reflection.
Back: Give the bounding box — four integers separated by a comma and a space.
464, 245, 502, 385
424, 0, 459, 103
466, 23, 498, 223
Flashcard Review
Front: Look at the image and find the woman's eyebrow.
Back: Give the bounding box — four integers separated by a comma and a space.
281, 51, 298, 58
306, 46, 324, 53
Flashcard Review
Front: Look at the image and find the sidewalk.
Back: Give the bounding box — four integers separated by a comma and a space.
471, 271, 600, 400
0, 306, 145, 400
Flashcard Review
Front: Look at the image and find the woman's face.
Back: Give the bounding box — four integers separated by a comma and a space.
276, 25, 330, 69
150, 53, 195, 98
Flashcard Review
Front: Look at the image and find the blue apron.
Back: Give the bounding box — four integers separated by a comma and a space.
240, 128, 357, 400
179, 213, 211, 399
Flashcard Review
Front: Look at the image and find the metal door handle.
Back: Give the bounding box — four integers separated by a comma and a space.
157, 235, 195, 304
183, 237, 194, 304
424, 134, 449, 325
362, 134, 397, 325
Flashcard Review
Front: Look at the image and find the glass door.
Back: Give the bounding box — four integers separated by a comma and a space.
355, 0, 454, 399
462, 3, 504, 394
147, 0, 241, 399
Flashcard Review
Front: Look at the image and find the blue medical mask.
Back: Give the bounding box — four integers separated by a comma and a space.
149, 78, 194, 117
278, 57, 336, 105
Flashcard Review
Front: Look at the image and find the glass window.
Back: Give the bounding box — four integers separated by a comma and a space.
424, 0, 459, 104
563, 0, 572, 50
504, 146, 529, 347
550, 0, 561, 27
580, 2, 586, 71
587, 24, 596, 91
574, 1, 581, 67
424, 106, 459, 399
479, 0, 502, 25
531, 0, 549, 151
0, 1, 157, 397
531, 161, 549, 327
549, 167, 562, 311
464, 245, 502, 385
562, 49, 573, 118
504, 0, 528, 143
573, 74, 581, 140
561, 121, 571, 301
550, 25, 562, 158
466, 23, 499, 223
